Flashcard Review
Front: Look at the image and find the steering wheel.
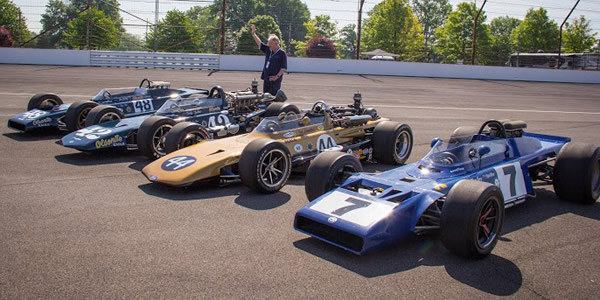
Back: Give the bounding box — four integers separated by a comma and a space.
102, 90, 112, 99
478, 120, 507, 138
311, 101, 330, 114
264, 120, 281, 132
209, 86, 226, 101
139, 78, 152, 88
433, 152, 459, 165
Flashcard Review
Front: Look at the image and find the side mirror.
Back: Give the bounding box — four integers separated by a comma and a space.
430, 137, 441, 148
274, 90, 287, 102
478, 145, 491, 156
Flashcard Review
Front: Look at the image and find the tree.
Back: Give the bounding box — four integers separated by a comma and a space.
487, 16, 521, 66
338, 24, 356, 59
236, 15, 282, 55
362, 0, 425, 62
562, 15, 597, 53
0, 26, 14, 47
115, 33, 146, 51
39, 0, 72, 48
0, 0, 32, 44
63, 7, 119, 49
306, 36, 336, 58
187, 5, 220, 53
411, 0, 452, 61
291, 14, 338, 57
146, 9, 202, 53
70, 0, 123, 31
510, 8, 558, 53
434, 2, 491, 64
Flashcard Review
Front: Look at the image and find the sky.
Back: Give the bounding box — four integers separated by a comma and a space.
13, 0, 600, 40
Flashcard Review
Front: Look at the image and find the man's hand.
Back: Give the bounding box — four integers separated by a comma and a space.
251, 24, 256, 35
269, 75, 279, 82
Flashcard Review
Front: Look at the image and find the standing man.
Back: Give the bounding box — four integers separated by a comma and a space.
251, 24, 287, 95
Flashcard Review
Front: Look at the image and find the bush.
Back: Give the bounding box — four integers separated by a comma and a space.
305, 36, 336, 58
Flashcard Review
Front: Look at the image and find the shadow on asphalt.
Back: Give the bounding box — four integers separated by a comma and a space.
138, 181, 291, 210
293, 187, 600, 295
55, 150, 144, 166
3, 128, 64, 142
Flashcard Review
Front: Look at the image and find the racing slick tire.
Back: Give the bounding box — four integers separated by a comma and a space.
138, 116, 176, 159
27, 93, 63, 111
264, 103, 300, 117
239, 138, 292, 194
65, 101, 98, 131
553, 143, 600, 204
305, 151, 363, 201
372, 121, 413, 165
441, 180, 505, 259
84, 105, 125, 127
164, 122, 211, 154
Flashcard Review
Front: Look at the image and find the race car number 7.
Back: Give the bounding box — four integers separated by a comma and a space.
133, 100, 154, 113
331, 198, 371, 216
494, 162, 527, 201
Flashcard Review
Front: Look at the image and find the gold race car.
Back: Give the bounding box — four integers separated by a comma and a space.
142, 93, 414, 193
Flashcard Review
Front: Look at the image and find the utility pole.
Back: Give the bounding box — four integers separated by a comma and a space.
471, 0, 487, 65
154, 0, 159, 52
18, 10, 22, 46
219, 0, 226, 54
86, 0, 91, 49
356, 0, 365, 60
558, 0, 580, 69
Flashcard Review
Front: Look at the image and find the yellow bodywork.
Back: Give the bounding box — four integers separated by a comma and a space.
142, 113, 388, 186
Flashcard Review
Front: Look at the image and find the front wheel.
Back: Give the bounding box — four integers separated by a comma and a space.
239, 138, 292, 193
305, 151, 362, 201
164, 122, 210, 154
65, 101, 98, 131
372, 121, 413, 165
553, 143, 600, 204
137, 116, 176, 159
441, 180, 505, 259
27, 93, 63, 110
85, 105, 124, 127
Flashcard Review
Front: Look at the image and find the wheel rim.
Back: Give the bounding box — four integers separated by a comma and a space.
40, 98, 60, 109
152, 124, 173, 157
476, 197, 500, 249
99, 112, 121, 123
180, 131, 205, 148
77, 107, 93, 129
259, 149, 289, 188
394, 130, 411, 161
331, 164, 358, 189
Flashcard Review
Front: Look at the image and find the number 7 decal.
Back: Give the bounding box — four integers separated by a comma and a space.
502, 165, 516, 197
331, 198, 371, 216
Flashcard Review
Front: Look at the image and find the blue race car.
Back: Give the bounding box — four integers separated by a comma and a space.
7, 79, 203, 132
61, 83, 292, 159
294, 119, 600, 258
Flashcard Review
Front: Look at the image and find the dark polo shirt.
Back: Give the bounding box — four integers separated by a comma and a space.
260, 43, 287, 80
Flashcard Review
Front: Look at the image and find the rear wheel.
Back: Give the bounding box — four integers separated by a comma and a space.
85, 105, 124, 127
164, 122, 211, 154
305, 151, 362, 201
264, 103, 300, 117
137, 116, 176, 159
372, 121, 413, 164
65, 101, 98, 131
239, 138, 292, 193
441, 180, 504, 259
553, 143, 600, 204
27, 93, 63, 110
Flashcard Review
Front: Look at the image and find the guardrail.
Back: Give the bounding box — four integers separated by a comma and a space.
90, 50, 219, 69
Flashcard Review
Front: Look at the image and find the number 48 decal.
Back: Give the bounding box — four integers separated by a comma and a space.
133, 100, 154, 113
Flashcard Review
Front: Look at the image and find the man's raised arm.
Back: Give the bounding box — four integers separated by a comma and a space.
251, 24, 261, 47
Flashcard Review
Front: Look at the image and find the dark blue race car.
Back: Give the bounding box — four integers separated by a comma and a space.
294, 120, 600, 258
61, 83, 293, 159
7, 79, 204, 132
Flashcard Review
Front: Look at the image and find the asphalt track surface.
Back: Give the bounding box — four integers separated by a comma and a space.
1, 64, 599, 299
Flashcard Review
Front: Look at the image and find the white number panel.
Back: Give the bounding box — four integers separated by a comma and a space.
310, 191, 394, 227
133, 99, 154, 113
493, 162, 527, 201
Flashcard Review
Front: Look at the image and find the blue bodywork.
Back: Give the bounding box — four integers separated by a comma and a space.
7, 84, 205, 132
61, 94, 269, 151
294, 129, 571, 255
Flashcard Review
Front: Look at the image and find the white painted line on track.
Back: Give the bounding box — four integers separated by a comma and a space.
289, 102, 600, 116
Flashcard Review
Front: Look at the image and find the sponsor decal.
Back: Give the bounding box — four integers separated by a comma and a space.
307, 143, 313, 151
95, 134, 125, 148
434, 183, 448, 191
161, 156, 197, 171
209, 107, 220, 112
201, 120, 208, 127
317, 125, 324, 131
317, 134, 337, 152
327, 217, 338, 224
32, 117, 52, 127
294, 144, 303, 152
283, 131, 295, 138
125, 106, 133, 113
450, 167, 465, 173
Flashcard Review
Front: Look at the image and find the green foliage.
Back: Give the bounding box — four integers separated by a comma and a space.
146, 9, 202, 53
0, 0, 31, 44
292, 14, 338, 57
487, 16, 521, 66
70, 0, 123, 30
362, 0, 425, 62
562, 15, 597, 53
187, 5, 220, 53
434, 2, 491, 64
411, 0, 452, 60
510, 8, 558, 53
63, 7, 120, 50
115, 32, 145, 51
338, 24, 356, 59
236, 15, 282, 55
